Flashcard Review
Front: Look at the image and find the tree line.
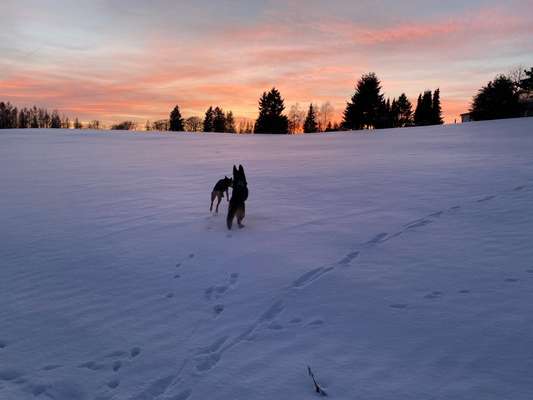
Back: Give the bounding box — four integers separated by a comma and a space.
2, 67, 531, 132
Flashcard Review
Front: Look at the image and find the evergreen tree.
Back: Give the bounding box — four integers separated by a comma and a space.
225, 111, 236, 133
431, 88, 443, 124
390, 98, 400, 128
50, 111, 62, 128
254, 87, 289, 134
303, 104, 319, 133
145, 120, 151, 131
203, 106, 214, 132
74, 117, 82, 129
414, 91, 433, 126
396, 93, 413, 127
470, 75, 522, 121
169, 104, 184, 131
414, 94, 422, 125
342, 72, 384, 130
212, 107, 226, 132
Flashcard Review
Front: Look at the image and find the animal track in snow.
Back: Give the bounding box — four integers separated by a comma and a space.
405, 219, 432, 230
42, 364, 62, 371
78, 361, 106, 371
0, 340, 6, 349
424, 291, 444, 299
477, 195, 495, 203
0, 369, 23, 381
107, 379, 120, 389
458, 289, 471, 294
130, 375, 174, 400
205, 273, 239, 301
194, 336, 227, 372
365, 232, 389, 246
166, 292, 175, 299
338, 251, 359, 266
514, 185, 525, 191
130, 347, 141, 358
307, 319, 324, 327
267, 322, 283, 330
112, 361, 122, 372
504, 278, 519, 283
526, 269, 533, 274
213, 304, 224, 315
289, 317, 302, 324
450, 205, 461, 210
291, 266, 334, 288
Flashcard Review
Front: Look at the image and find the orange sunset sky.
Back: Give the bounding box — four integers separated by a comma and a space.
1, 0, 533, 126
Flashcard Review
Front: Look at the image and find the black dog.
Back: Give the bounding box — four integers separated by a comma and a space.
210, 176, 233, 213
227, 165, 248, 229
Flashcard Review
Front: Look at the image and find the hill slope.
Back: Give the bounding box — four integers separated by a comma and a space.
1, 119, 533, 399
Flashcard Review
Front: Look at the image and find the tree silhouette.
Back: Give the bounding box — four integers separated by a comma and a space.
213, 107, 226, 132
50, 111, 62, 128
431, 88, 443, 125
470, 75, 522, 121
225, 111, 236, 133
169, 104, 184, 131
203, 106, 214, 132
254, 88, 289, 134
396, 93, 413, 127
342, 73, 384, 130
303, 104, 318, 133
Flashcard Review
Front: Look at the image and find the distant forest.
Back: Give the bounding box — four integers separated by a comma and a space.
1, 68, 531, 133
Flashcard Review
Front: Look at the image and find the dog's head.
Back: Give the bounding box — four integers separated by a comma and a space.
224, 176, 233, 187
232, 165, 247, 186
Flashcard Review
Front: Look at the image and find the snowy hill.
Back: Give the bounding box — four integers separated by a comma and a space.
1, 118, 533, 400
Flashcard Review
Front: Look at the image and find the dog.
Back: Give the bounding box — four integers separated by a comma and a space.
227, 165, 248, 230
210, 176, 233, 213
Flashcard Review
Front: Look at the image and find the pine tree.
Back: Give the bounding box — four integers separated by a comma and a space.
169, 104, 184, 131
212, 107, 226, 132
414, 94, 422, 126
145, 120, 151, 131
225, 111, 236, 133
203, 106, 214, 132
50, 111, 62, 128
303, 104, 319, 133
470, 75, 522, 121
431, 88, 443, 124
342, 72, 384, 130
74, 117, 82, 129
396, 93, 413, 127
254, 88, 289, 134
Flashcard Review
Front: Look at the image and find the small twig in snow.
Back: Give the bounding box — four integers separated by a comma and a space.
307, 366, 328, 396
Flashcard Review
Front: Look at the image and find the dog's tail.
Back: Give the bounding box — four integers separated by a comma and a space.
226, 205, 235, 230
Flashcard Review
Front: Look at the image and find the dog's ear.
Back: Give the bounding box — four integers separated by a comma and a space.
239, 165, 246, 181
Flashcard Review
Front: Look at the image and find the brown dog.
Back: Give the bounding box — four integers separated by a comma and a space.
210, 176, 233, 213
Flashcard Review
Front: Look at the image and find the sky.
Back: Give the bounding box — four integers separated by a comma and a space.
1, 0, 532, 126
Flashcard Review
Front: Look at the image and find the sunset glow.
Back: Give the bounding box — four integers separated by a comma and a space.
2, 0, 532, 125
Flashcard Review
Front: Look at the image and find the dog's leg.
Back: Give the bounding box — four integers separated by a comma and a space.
210, 192, 216, 212
236, 205, 245, 228
215, 194, 222, 213
226, 205, 234, 230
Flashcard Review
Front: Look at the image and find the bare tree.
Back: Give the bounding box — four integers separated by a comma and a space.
288, 103, 305, 134
87, 120, 101, 129
318, 101, 334, 132
509, 65, 526, 89
184, 116, 203, 132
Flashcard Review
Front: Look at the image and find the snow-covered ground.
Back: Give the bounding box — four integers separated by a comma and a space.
1, 118, 533, 400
